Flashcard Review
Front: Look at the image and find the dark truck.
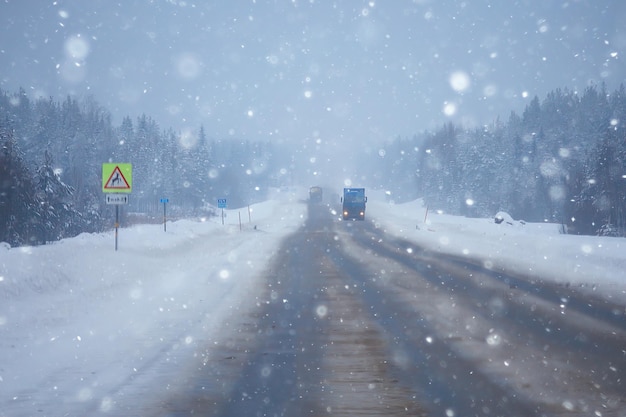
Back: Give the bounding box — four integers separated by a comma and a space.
309, 186, 323, 203
341, 187, 367, 220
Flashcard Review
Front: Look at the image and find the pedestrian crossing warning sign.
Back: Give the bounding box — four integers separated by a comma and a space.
102, 163, 132, 193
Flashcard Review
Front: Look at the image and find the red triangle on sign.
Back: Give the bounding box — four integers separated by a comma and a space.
104, 166, 131, 190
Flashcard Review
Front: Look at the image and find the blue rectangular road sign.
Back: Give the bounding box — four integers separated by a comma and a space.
218, 199, 227, 208
160, 198, 169, 203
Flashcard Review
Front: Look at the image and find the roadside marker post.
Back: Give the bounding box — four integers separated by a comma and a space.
160, 198, 169, 232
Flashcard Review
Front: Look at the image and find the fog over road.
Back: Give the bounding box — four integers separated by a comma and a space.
155, 203, 626, 416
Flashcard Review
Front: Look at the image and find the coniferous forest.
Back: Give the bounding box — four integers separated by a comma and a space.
1, 88, 285, 246
2, 84, 626, 247
374, 84, 626, 238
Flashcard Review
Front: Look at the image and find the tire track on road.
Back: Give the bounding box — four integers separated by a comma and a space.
155, 206, 430, 416
337, 221, 626, 415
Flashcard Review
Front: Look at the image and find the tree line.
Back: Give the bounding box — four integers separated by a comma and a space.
2, 83, 625, 247
372, 84, 626, 237
1, 88, 288, 247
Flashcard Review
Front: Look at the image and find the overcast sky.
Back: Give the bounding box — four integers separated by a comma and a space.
1, 0, 625, 146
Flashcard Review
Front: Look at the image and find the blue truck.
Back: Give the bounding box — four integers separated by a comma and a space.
341, 188, 367, 220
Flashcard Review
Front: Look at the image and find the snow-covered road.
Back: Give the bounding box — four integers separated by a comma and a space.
145, 200, 625, 416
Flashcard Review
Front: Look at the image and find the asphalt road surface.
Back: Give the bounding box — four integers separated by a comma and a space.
156, 202, 626, 416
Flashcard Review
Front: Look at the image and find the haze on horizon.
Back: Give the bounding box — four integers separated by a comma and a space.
1, 0, 625, 148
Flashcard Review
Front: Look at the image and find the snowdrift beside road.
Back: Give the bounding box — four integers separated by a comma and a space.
0, 192, 307, 415
367, 199, 626, 302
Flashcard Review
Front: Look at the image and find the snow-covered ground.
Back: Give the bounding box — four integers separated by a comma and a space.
1, 190, 625, 415
0, 188, 308, 415
367, 198, 626, 303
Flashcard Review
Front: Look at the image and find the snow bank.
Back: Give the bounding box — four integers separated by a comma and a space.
367, 199, 626, 301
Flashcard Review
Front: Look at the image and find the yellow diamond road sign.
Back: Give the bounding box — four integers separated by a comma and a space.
102, 163, 132, 193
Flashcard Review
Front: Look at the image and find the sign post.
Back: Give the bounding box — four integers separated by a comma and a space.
160, 198, 169, 232
102, 163, 132, 250
115, 205, 119, 250
218, 199, 227, 225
